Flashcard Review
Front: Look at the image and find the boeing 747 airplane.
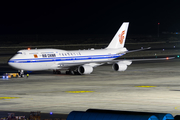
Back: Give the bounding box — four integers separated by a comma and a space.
8, 22, 173, 77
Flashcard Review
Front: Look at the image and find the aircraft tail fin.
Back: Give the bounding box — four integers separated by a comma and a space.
106, 22, 129, 49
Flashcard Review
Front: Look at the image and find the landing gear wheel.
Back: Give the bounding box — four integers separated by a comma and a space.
53, 70, 56, 74
70, 70, 74, 75
56, 70, 61, 74
19, 70, 24, 78
21, 74, 24, 78
74, 70, 80, 75
53, 70, 61, 74
66, 71, 70, 74
65, 70, 77, 75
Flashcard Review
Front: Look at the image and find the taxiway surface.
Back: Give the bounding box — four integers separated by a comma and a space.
0, 59, 180, 117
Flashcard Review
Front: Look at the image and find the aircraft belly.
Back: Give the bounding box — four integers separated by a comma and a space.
56, 58, 110, 68
23, 63, 49, 71
9, 62, 53, 71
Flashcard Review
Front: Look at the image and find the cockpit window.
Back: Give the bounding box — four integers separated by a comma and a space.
17, 52, 22, 54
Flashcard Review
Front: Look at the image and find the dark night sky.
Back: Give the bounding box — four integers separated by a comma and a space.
0, 1, 180, 35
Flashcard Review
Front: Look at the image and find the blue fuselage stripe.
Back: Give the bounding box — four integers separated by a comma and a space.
8, 54, 123, 63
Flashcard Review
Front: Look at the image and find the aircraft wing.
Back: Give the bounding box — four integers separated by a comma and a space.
114, 57, 175, 62
57, 57, 175, 69
106, 57, 175, 65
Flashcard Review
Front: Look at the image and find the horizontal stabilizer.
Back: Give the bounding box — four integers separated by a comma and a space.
125, 47, 151, 53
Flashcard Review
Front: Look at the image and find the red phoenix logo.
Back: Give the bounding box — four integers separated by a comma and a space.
118, 30, 125, 44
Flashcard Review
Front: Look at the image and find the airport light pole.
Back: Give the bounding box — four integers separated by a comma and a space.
158, 23, 160, 37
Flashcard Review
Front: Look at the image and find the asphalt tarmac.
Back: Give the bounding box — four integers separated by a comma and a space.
0, 58, 180, 118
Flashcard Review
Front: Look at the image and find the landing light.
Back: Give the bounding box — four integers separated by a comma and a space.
50, 112, 53, 115
27, 48, 31, 50
166, 57, 169, 60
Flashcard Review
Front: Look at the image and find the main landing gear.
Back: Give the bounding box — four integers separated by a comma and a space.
53, 70, 79, 75
53, 70, 61, 74
65, 70, 80, 75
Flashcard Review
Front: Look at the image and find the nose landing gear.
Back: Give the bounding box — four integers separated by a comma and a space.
18, 70, 24, 78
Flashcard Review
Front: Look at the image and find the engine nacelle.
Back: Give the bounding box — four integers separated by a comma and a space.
78, 65, 93, 75
112, 62, 127, 71
120, 60, 132, 66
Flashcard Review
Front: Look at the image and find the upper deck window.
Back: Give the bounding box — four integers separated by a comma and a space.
17, 52, 22, 54
29, 53, 38, 54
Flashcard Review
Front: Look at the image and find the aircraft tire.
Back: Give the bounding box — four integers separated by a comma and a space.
21, 74, 24, 78
70, 70, 74, 75
53, 70, 56, 74
57, 70, 61, 74
66, 71, 69, 74
74, 71, 80, 75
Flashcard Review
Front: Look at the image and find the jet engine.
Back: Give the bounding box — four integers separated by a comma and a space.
78, 65, 93, 75
112, 61, 132, 71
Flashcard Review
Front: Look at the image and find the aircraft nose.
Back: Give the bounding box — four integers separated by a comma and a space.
8, 57, 22, 70
8, 58, 14, 67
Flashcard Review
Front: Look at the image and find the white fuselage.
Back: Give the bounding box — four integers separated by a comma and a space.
8, 22, 130, 73
8, 48, 127, 71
